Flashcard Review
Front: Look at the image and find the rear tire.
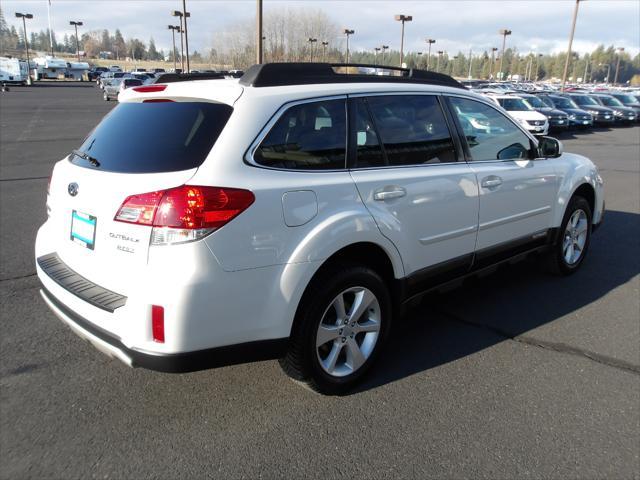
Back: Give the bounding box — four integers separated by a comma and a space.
546, 195, 592, 275
280, 263, 392, 395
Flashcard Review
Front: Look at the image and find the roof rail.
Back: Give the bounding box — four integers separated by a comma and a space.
238, 63, 466, 89
154, 72, 227, 84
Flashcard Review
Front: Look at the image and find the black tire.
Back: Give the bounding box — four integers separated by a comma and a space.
546, 195, 592, 275
280, 263, 392, 395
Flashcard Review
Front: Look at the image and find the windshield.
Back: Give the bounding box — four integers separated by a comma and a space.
552, 97, 578, 109
72, 102, 233, 173
572, 95, 598, 106
524, 96, 546, 108
498, 98, 532, 111
599, 96, 624, 107
612, 94, 637, 104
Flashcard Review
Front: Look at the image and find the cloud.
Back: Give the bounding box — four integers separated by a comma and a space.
2, 0, 638, 56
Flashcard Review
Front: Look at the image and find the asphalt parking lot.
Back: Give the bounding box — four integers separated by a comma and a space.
1, 83, 638, 479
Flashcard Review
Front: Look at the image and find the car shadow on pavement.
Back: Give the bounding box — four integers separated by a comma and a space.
355, 209, 640, 394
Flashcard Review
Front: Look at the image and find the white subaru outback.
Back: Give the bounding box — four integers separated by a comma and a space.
36, 64, 604, 394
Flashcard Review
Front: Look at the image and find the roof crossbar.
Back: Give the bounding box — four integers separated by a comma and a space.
238, 63, 465, 89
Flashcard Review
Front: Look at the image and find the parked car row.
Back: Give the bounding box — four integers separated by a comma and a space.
474, 87, 640, 134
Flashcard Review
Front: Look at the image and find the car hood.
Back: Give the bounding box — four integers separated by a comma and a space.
579, 105, 614, 113
536, 107, 567, 117
556, 108, 590, 117
505, 110, 547, 121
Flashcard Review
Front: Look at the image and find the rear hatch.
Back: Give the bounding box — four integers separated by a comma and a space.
47, 98, 234, 293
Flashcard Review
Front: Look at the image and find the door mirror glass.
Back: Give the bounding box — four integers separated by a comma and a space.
538, 136, 563, 158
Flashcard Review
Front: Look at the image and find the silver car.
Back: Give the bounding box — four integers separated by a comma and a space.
103, 78, 143, 101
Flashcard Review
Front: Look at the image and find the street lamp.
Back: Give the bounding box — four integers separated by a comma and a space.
322, 41, 329, 61
343, 29, 355, 63
381, 45, 389, 65
436, 50, 443, 72
374, 47, 381, 65
561, 0, 583, 91
425, 38, 436, 69
614, 47, 625, 85
599, 63, 611, 84
451, 55, 458, 76
308, 38, 317, 62
394, 14, 412, 67
535, 53, 543, 81
15, 13, 33, 82
168, 25, 180, 71
498, 28, 512, 81
69, 21, 83, 62
172, 10, 190, 71
490, 47, 498, 79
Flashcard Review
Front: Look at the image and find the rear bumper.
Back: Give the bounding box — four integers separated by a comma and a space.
40, 286, 287, 373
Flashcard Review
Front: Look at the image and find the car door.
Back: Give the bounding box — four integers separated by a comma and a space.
348, 94, 479, 289
445, 95, 558, 267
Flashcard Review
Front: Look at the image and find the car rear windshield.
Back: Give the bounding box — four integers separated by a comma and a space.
71, 102, 233, 173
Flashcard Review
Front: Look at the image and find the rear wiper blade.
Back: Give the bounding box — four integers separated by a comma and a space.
72, 149, 101, 167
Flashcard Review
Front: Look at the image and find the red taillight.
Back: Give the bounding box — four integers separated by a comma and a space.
133, 84, 167, 93
151, 305, 165, 343
115, 185, 255, 230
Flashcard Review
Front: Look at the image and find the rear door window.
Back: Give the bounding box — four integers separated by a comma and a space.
365, 95, 457, 166
253, 99, 347, 170
71, 102, 233, 173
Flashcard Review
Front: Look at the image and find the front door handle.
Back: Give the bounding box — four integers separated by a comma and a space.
481, 176, 503, 188
373, 186, 407, 201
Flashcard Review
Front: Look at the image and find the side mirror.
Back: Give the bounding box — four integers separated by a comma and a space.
538, 136, 563, 158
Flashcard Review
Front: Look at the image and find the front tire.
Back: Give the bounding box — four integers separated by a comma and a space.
280, 264, 392, 395
547, 195, 592, 275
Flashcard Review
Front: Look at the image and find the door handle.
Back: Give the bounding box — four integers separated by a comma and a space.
481, 176, 503, 188
373, 186, 407, 201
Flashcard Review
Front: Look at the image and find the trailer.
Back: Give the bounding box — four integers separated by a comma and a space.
0, 56, 28, 85
33, 56, 68, 79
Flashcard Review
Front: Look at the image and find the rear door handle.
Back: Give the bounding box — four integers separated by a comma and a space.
481, 176, 503, 188
373, 186, 407, 201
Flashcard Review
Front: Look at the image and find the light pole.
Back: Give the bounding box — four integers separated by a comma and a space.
450, 55, 458, 76
69, 21, 83, 62
381, 45, 389, 65
490, 47, 498, 79
322, 41, 329, 61
15, 13, 33, 82
168, 25, 180, 71
172, 10, 189, 71
436, 50, 443, 72
561, 0, 582, 91
181, 0, 190, 72
308, 38, 317, 62
394, 14, 412, 67
425, 38, 435, 69
257, 0, 263, 64
535, 53, 543, 81
343, 29, 355, 63
498, 28, 512, 81
374, 47, 381, 65
467, 49, 473, 79
614, 47, 625, 85
598, 63, 611, 83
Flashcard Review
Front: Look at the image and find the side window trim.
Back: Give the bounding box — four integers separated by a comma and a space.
244, 94, 349, 172
348, 92, 461, 170
444, 94, 538, 163
347, 97, 390, 169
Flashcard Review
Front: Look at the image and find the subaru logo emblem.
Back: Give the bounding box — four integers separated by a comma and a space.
68, 182, 79, 197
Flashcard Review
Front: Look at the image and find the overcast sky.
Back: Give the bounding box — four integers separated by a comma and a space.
4, 0, 639, 57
